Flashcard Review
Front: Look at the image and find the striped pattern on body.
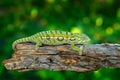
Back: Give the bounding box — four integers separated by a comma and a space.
12, 30, 75, 49
32, 30, 73, 45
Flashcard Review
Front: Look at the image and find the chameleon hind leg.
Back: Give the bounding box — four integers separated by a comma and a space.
71, 42, 83, 55
35, 41, 42, 50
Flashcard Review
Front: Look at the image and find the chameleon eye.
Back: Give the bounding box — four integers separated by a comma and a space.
57, 36, 64, 41
70, 38, 75, 41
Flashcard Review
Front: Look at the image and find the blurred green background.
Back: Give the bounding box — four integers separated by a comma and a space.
0, 0, 120, 80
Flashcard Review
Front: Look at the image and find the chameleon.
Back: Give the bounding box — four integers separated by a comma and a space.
12, 30, 90, 55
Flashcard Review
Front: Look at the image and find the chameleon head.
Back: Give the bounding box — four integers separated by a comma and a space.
71, 33, 90, 44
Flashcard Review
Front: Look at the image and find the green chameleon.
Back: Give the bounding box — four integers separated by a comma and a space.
12, 30, 90, 55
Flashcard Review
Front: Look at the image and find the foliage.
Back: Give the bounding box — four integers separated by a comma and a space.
0, 0, 120, 80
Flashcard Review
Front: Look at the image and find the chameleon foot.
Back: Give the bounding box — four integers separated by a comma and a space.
78, 45, 83, 55
35, 42, 42, 50
71, 42, 83, 55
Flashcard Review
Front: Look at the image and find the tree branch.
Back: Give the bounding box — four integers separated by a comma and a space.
2, 43, 120, 72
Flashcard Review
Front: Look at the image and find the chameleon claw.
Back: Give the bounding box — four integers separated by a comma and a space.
78, 45, 83, 55
35, 46, 39, 50
71, 42, 84, 55
35, 42, 42, 50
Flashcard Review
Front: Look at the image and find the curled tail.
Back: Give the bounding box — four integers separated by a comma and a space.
12, 37, 32, 49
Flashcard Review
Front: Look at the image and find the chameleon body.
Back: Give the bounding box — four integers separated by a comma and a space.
12, 30, 90, 55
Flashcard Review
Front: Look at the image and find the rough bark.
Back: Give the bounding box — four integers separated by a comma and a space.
2, 43, 120, 72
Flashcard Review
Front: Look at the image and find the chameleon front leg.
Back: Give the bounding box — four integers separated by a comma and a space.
35, 41, 42, 50
71, 42, 83, 55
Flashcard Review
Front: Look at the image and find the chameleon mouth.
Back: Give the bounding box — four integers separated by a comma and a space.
81, 34, 90, 41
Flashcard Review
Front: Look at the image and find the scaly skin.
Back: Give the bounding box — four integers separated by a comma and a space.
12, 30, 90, 55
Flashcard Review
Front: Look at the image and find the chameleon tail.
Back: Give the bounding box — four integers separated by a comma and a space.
12, 37, 32, 49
